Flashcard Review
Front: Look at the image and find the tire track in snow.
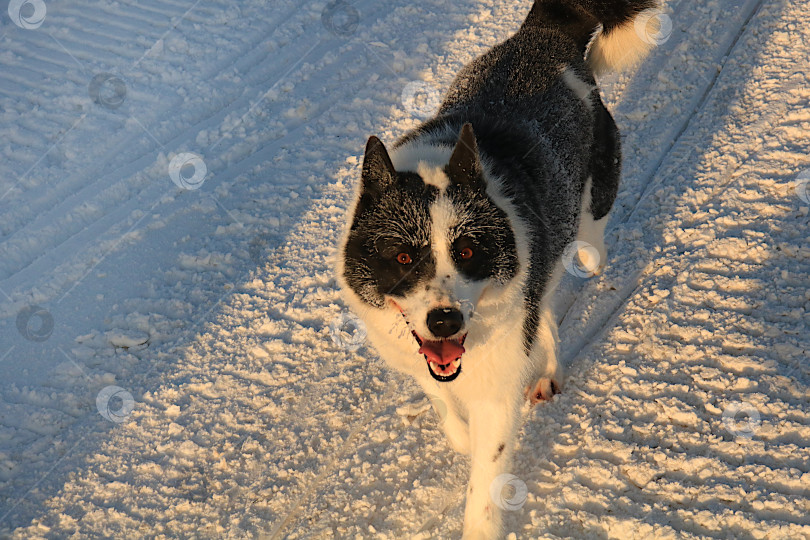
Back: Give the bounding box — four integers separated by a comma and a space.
0, 0, 396, 305
0, 1, 320, 284
614, 0, 768, 227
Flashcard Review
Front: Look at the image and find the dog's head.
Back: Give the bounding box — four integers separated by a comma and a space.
341, 124, 521, 382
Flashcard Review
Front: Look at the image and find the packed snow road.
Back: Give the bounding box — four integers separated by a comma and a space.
0, 0, 808, 538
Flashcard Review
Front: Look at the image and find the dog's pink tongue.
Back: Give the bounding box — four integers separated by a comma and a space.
419, 339, 465, 365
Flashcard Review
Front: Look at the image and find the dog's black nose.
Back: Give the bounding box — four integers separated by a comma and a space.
426, 308, 464, 338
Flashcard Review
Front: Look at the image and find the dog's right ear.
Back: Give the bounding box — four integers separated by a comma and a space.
447, 123, 484, 190
361, 136, 396, 196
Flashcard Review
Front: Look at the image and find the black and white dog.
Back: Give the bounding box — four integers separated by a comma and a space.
339, 1, 658, 537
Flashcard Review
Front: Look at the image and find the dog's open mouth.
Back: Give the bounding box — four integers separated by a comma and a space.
412, 331, 466, 382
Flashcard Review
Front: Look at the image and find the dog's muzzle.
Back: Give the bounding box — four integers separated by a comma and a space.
391, 301, 468, 382
414, 307, 466, 382
413, 332, 466, 382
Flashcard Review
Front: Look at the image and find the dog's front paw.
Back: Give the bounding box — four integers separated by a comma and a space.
525, 377, 561, 404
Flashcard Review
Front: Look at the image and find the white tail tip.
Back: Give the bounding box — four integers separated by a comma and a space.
587, 8, 673, 75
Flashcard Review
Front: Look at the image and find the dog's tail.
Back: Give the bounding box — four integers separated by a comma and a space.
523, 0, 663, 74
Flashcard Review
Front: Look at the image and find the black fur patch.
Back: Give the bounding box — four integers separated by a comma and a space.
444, 182, 519, 284
493, 443, 505, 461
522, 1, 599, 52
588, 97, 621, 220
344, 172, 439, 307
525, 0, 657, 41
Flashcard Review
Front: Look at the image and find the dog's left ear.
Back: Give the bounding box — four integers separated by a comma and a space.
447, 123, 484, 189
361, 135, 396, 197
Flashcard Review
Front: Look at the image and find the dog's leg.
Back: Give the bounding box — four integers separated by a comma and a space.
424, 388, 470, 454
526, 306, 563, 405
576, 203, 609, 276
461, 396, 522, 540
580, 96, 621, 277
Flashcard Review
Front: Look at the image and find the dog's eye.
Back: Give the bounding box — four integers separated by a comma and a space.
396, 252, 413, 265
459, 247, 474, 260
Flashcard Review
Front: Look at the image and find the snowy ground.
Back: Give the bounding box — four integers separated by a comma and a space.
0, 0, 808, 537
